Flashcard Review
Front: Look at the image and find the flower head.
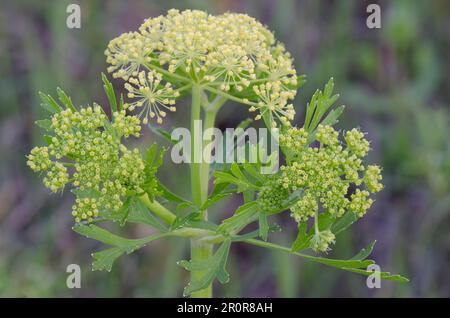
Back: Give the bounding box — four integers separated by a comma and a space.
204, 45, 256, 91
250, 81, 296, 126
364, 165, 383, 193
257, 124, 382, 253
310, 230, 335, 253
349, 189, 373, 217
27, 105, 148, 223
106, 9, 299, 126
105, 32, 153, 80
124, 71, 179, 124
345, 128, 370, 158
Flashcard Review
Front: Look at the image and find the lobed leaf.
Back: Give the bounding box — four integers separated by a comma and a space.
219, 201, 259, 234
38, 91, 62, 113
101, 73, 118, 113
74, 224, 169, 272
56, 87, 77, 112
178, 239, 232, 296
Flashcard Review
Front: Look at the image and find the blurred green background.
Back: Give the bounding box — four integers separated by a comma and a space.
1, 0, 449, 297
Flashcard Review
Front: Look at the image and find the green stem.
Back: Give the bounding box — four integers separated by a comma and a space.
199, 105, 222, 217
144, 63, 191, 83
203, 85, 259, 107
190, 84, 213, 298
139, 193, 176, 224
190, 84, 204, 206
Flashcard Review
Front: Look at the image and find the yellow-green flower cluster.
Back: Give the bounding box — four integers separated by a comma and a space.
316, 124, 339, 147
258, 124, 383, 252
123, 71, 179, 124
290, 191, 317, 222
279, 127, 308, 150
72, 197, 99, 221
345, 128, 370, 158
105, 9, 298, 126
27, 147, 52, 172
105, 32, 153, 80
203, 45, 255, 92
257, 178, 290, 213
349, 189, 373, 218
27, 105, 146, 223
310, 230, 336, 253
43, 162, 69, 193
364, 165, 383, 193
249, 81, 296, 127
279, 125, 380, 222
112, 110, 142, 137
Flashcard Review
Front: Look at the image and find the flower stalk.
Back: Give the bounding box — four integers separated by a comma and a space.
190, 84, 213, 298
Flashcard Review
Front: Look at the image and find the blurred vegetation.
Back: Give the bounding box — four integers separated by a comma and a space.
0, 0, 449, 297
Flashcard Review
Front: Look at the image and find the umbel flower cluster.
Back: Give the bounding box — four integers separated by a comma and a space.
258, 124, 383, 252
105, 9, 298, 126
27, 106, 145, 222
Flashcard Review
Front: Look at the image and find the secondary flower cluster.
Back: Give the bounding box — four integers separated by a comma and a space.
257, 124, 383, 252
105, 9, 298, 126
27, 106, 145, 222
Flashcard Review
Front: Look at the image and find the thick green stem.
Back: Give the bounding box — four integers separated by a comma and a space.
190, 84, 213, 298
199, 109, 218, 217
190, 84, 204, 206
139, 194, 176, 224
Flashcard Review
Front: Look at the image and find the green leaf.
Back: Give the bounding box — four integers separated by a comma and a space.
351, 241, 377, 261
213, 165, 259, 192
321, 105, 345, 127
148, 123, 176, 144
242, 163, 264, 183
317, 213, 334, 231
74, 224, 169, 272
201, 193, 232, 211
91, 247, 124, 272
143, 144, 166, 200
43, 135, 53, 145
331, 211, 358, 234
179, 239, 232, 296
145, 143, 165, 170
73, 224, 145, 253
219, 201, 259, 234
170, 211, 200, 231
230, 163, 247, 182
214, 171, 241, 186
304, 89, 318, 130
244, 238, 408, 283
38, 91, 62, 113
127, 199, 168, 232
342, 267, 409, 283
245, 238, 372, 269
210, 182, 234, 198
259, 211, 269, 241
102, 73, 118, 113
35, 119, 52, 130
291, 222, 309, 252
176, 201, 197, 213
56, 87, 77, 111
303, 78, 343, 134
158, 181, 191, 204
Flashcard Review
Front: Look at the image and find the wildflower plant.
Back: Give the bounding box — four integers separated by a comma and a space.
28, 9, 407, 297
